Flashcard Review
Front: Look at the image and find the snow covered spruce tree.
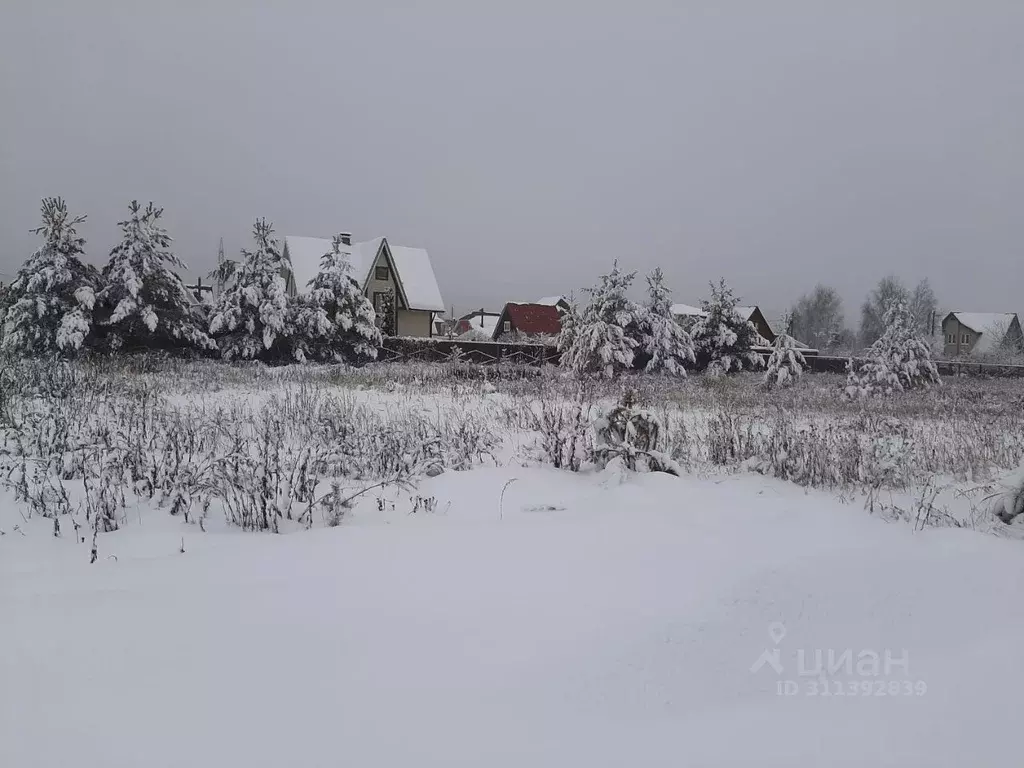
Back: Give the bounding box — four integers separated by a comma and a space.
1, 198, 103, 356
690, 278, 763, 374
764, 313, 806, 388
560, 261, 644, 378
290, 234, 382, 364
639, 267, 694, 375
846, 299, 939, 398
208, 219, 290, 361
98, 201, 214, 354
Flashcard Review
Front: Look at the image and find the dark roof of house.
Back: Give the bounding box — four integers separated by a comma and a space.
496, 303, 562, 338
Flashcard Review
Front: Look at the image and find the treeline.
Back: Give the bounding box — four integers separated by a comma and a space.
788, 278, 938, 352
0, 199, 381, 364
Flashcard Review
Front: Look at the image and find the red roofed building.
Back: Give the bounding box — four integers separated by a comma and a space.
492, 302, 562, 342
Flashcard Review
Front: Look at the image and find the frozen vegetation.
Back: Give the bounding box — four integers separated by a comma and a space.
4, 358, 1024, 766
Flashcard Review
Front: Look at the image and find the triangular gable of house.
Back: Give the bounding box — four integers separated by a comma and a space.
282, 234, 445, 313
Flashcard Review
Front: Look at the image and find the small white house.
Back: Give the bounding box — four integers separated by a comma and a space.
282, 234, 445, 338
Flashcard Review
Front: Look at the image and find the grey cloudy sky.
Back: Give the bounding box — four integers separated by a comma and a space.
2, 0, 1022, 322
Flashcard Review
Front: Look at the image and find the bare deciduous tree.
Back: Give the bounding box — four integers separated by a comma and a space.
789, 284, 845, 350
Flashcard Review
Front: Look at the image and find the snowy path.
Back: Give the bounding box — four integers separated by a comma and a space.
3, 468, 1023, 767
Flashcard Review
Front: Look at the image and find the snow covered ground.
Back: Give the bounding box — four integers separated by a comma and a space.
4, 462, 1024, 767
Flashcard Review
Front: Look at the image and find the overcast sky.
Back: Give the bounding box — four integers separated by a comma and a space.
2, 0, 1022, 322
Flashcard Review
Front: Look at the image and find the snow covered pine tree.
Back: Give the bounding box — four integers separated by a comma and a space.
1, 198, 102, 356
690, 278, 763, 374
98, 201, 215, 354
560, 262, 644, 378
846, 299, 940, 398
290, 234, 382, 364
208, 219, 290, 361
640, 267, 694, 375
764, 312, 806, 388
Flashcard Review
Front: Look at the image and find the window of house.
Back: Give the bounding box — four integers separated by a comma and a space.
375, 266, 389, 281
503, 321, 511, 333
961, 333, 970, 344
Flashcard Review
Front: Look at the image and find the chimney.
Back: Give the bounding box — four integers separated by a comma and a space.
339, 233, 351, 246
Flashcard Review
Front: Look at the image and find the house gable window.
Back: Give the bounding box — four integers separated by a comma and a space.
375, 265, 389, 282
503, 320, 511, 333
961, 333, 971, 344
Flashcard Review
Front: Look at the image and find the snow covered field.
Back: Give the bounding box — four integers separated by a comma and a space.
3, 360, 1024, 766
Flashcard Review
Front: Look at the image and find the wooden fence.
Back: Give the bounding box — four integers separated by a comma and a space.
380, 337, 559, 366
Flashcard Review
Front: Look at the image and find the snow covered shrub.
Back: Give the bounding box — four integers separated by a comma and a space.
459, 325, 492, 342
639, 267, 694, 375
858, 419, 915, 507
592, 389, 679, 475
560, 262, 644, 378
98, 201, 215, 354
556, 294, 580, 361
845, 300, 939, 398
530, 391, 592, 472
289, 234, 381, 364
989, 460, 1024, 524
764, 326, 806, 388
447, 344, 465, 365
2, 198, 103, 356
690, 279, 763, 374
704, 409, 756, 466
208, 219, 290, 361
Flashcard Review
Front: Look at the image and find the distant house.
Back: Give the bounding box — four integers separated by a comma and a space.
455, 309, 502, 339
736, 306, 776, 344
432, 315, 450, 337
941, 312, 1023, 357
282, 234, 445, 338
491, 302, 562, 342
669, 303, 775, 344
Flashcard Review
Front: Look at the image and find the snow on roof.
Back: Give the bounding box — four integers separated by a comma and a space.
952, 312, 1016, 335
671, 303, 764, 322
952, 312, 1019, 354
388, 244, 446, 313
670, 303, 706, 317
536, 296, 566, 306
461, 314, 501, 334
283, 235, 444, 313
